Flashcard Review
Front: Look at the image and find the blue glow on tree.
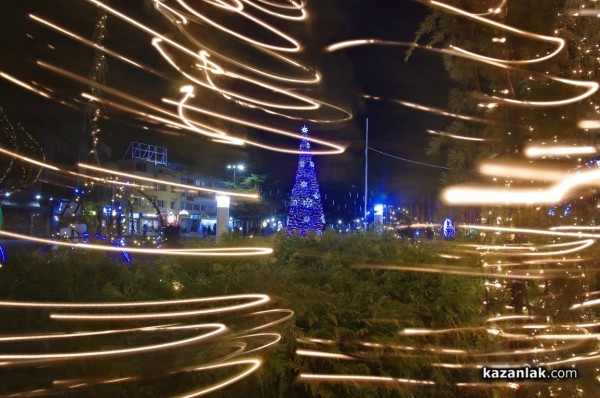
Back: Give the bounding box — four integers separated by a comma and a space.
287, 125, 325, 235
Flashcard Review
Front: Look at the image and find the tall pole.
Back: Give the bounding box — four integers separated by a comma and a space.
364, 118, 369, 228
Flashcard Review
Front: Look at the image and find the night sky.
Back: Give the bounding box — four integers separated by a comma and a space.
0, 0, 454, 218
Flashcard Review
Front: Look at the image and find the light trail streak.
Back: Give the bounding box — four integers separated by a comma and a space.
177, 358, 262, 398
38, 61, 347, 155
229, 333, 281, 355
153, 40, 319, 111
242, 309, 295, 332
29, 14, 163, 77
296, 350, 355, 360
0, 324, 226, 362
550, 225, 600, 231
378, 96, 488, 123
78, 162, 258, 199
353, 264, 554, 280
442, 167, 600, 205
470, 239, 595, 257
426, 0, 565, 65
459, 224, 600, 239
474, 0, 507, 16
0, 71, 51, 99
0, 145, 56, 171
427, 129, 486, 142
168, 93, 346, 154
242, 0, 307, 20
478, 161, 567, 181
0, 230, 273, 257
0, 143, 152, 190
175, 0, 302, 52
299, 373, 435, 386
568, 9, 600, 17
578, 120, 600, 129
524, 145, 597, 158
330, 40, 597, 108
176, 28, 321, 84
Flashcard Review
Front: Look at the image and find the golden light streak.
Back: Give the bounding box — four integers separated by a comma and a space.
177, 358, 262, 398
153, 0, 189, 24
442, 167, 600, 205
474, 0, 507, 16
568, 9, 600, 17
471, 239, 595, 257
460, 224, 600, 239
329, 39, 597, 108
353, 264, 551, 280
168, 92, 346, 154
0, 145, 57, 170
485, 315, 540, 323
400, 327, 491, 336
0, 324, 226, 361
296, 350, 355, 360
243, 309, 295, 332
489, 76, 599, 107
478, 161, 567, 181
0, 71, 51, 98
299, 373, 435, 386
0, 230, 273, 257
524, 145, 597, 158
241, 0, 307, 21
38, 59, 346, 155
175, 0, 302, 52
153, 40, 319, 111
551, 225, 600, 231
78, 162, 258, 199
175, 28, 320, 84
29, 14, 162, 76
387, 97, 488, 123
230, 333, 282, 355
427, 129, 486, 142
578, 120, 600, 129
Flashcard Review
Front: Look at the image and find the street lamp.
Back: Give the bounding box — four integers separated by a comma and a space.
226, 164, 245, 183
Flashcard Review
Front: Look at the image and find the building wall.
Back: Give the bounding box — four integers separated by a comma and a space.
117, 159, 226, 234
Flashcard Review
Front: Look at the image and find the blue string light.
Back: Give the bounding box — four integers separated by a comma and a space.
287, 125, 325, 236
0, 244, 6, 264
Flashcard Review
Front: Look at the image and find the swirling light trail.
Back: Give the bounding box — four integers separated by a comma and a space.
241, 0, 307, 21
353, 264, 555, 280
442, 167, 600, 205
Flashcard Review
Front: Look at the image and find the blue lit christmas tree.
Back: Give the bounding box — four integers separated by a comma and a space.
287, 125, 325, 236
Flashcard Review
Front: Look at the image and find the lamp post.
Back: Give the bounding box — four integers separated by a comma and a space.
226, 164, 245, 183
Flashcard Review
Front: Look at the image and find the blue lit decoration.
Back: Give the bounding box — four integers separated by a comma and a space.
287, 125, 325, 236
0, 244, 6, 265
442, 217, 455, 239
